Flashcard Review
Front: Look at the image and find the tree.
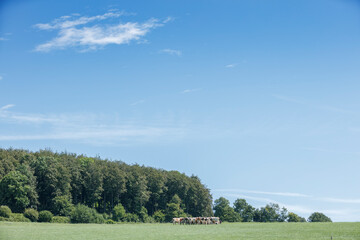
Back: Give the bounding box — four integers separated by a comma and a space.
253, 203, 288, 222
153, 210, 165, 222
233, 199, 255, 222
112, 203, 126, 222
213, 197, 241, 222
52, 195, 74, 216
288, 212, 306, 222
308, 212, 332, 222
0, 171, 33, 212
165, 203, 186, 222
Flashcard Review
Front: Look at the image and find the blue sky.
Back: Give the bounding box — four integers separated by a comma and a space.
1, 0, 360, 221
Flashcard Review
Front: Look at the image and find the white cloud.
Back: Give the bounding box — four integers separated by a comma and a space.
0, 76, 3, 81
225, 63, 237, 68
181, 88, 201, 94
0, 37, 7, 41
131, 100, 145, 106
0, 107, 185, 144
34, 11, 168, 52
160, 48, 182, 56
0, 104, 15, 111
214, 189, 310, 198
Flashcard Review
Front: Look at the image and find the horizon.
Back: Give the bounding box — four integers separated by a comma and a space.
1, 0, 360, 222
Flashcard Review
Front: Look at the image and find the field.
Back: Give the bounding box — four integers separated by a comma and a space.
0, 222, 359, 240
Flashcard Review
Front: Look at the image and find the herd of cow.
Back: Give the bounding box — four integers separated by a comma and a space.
172, 217, 221, 225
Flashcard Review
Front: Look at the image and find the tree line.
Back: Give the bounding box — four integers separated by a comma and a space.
213, 197, 332, 223
0, 148, 213, 222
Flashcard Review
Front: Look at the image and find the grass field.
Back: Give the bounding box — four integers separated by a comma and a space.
0, 222, 359, 240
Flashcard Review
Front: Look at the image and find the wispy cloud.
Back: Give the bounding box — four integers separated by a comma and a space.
181, 88, 201, 94
272, 94, 356, 114
0, 37, 7, 41
214, 189, 310, 198
225, 63, 237, 68
160, 48, 182, 56
131, 100, 145, 106
0, 104, 15, 111
0, 76, 3, 81
0, 106, 185, 145
34, 11, 169, 52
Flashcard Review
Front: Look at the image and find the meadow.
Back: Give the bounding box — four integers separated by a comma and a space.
1, 222, 359, 240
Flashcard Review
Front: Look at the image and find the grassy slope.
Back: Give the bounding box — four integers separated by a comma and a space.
0, 222, 359, 240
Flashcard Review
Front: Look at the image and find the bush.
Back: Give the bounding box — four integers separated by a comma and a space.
9, 213, 31, 222
51, 216, 70, 223
0, 216, 10, 221
38, 210, 53, 222
70, 204, 105, 223
52, 196, 74, 216
0, 206, 12, 218
24, 208, 39, 222
153, 210, 165, 223
308, 212, 332, 222
105, 219, 115, 224
112, 203, 126, 222
123, 213, 140, 223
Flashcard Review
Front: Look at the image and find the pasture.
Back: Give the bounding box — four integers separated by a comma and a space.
0, 222, 359, 240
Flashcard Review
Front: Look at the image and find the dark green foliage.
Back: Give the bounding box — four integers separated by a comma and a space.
24, 208, 39, 222
0, 148, 212, 222
123, 213, 140, 222
165, 203, 186, 222
253, 203, 288, 222
51, 216, 70, 223
214, 197, 241, 222
308, 212, 332, 222
153, 210, 165, 223
70, 204, 105, 223
288, 212, 306, 222
112, 203, 126, 222
233, 199, 255, 222
52, 195, 74, 216
0, 205, 12, 218
38, 210, 53, 222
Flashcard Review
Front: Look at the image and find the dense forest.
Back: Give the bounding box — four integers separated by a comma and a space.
0, 148, 213, 222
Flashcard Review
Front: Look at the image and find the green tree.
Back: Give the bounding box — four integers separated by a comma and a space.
112, 203, 126, 222
308, 212, 332, 222
165, 203, 186, 222
0, 171, 32, 212
52, 195, 74, 216
233, 198, 255, 222
153, 210, 165, 222
213, 197, 241, 222
288, 212, 306, 222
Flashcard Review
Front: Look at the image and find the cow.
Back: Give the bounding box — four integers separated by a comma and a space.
172, 218, 182, 224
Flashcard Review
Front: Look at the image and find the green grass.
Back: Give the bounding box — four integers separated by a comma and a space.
0, 222, 359, 240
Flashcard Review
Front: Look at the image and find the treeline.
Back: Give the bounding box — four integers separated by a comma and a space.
0, 148, 213, 222
213, 197, 332, 223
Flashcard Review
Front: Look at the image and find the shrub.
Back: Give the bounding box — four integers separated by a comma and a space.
123, 213, 140, 223
51, 216, 70, 223
9, 213, 31, 222
70, 204, 105, 224
112, 203, 126, 222
0, 206, 12, 218
105, 219, 115, 224
52, 196, 74, 216
38, 210, 53, 222
308, 212, 332, 222
24, 208, 39, 222
153, 210, 165, 223
0, 216, 10, 221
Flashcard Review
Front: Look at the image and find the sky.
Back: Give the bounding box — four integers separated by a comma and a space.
0, 0, 360, 222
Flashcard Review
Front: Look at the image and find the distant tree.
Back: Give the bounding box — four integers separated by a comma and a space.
213, 197, 241, 222
253, 203, 288, 222
165, 202, 186, 222
288, 212, 306, 222
233, 199, 255, 222
0, 171, 33, 212
308, 212, 332, 222
153, 210, 165, 223
112, 203, 126, 222
52, 195, 74, 216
